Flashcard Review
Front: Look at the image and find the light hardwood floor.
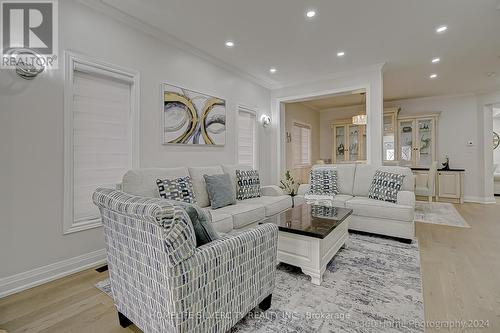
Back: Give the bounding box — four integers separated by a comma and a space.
1, 200, 499, 333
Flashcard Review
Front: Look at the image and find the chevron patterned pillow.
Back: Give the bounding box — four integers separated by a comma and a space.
368, 170, 405, 203
307, 169, 339, 196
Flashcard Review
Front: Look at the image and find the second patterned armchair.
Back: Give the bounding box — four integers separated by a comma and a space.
93, 187, 278, 333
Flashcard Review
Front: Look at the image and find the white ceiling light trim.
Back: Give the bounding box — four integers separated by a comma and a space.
435, 25, 448, 33
306, 10, 316, 18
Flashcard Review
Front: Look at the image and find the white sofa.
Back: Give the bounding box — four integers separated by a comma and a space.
120, 164, 300, 233
297, 164, 416, 241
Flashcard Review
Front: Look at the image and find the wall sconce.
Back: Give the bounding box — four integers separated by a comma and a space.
260, 114, 271, 128
9, 48, 46, 80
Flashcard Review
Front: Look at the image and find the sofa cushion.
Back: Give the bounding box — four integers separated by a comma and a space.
122, 167, 190, 197
312, 164, 356, 195
346, 197, 414, 222
188, 166, 224, 207
353, 165, 414, 196
208, 210, 233, 233
244, 195, 292, 216
204, 173, 236, 209
208, 203, 266, 229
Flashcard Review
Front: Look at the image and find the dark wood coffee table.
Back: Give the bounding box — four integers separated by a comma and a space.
261, 203, 352, 285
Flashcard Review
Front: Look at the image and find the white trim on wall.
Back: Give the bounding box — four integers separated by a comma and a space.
273, 85, 372, 183
63, 51, 140, 234
0, 249, 106, 298
236, 105, 259, 169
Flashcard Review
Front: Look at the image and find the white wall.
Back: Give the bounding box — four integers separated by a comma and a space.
493, 111, 500, 170
0, 0, 271, 288
284, 103, 320, 183
319, 105, 365, 160
385, 94, 482, 201
270, 65, 384, 184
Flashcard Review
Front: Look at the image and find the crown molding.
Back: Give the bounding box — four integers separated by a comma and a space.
272, 63, 385, 92
77, 0, 277, 90
384, 91, 477, 104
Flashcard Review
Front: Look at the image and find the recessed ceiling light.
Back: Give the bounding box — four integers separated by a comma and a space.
337, 51, 345, 57
269, 68, 277, 74
487, 72, 497, 78
435, 25, 448, 33
306, 10, 316, 18
225, 40, 234, 48
429, 73, 438, 79
431, 57, 441, 64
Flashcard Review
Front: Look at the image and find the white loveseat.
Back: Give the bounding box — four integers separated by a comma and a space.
120, 165, 297, 233
297, 164, 416, 240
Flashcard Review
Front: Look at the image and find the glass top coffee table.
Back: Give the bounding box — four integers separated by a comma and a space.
260, 203, 353, 285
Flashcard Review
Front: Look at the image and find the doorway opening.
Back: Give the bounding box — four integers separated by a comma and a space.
281, 89, 367, 184
492, 105, 500, 196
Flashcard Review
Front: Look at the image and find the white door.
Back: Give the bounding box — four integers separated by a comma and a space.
333, 125, 347, 162
416, 118, 435, 167
398, 120, 415, 167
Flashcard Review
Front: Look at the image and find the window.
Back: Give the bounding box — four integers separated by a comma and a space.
292, 122, 311, 166
237, 107, 257, 168
64, 52, 139, 234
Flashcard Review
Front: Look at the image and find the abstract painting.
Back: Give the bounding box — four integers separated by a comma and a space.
162, 83, 226, 145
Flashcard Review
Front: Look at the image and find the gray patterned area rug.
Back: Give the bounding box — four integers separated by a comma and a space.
96, 233, 424, 332
415, 201, 470, 228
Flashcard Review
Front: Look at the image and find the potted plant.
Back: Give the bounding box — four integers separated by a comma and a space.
280, 170, 300, 207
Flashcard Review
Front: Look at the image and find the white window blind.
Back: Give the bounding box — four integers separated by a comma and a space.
292, 122, 311, 167
237, 109, 257, 168
72, 70, 132, 225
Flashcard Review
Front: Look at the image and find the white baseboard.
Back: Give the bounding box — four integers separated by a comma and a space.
463, 196, 497, 204
0, 249, 107, 298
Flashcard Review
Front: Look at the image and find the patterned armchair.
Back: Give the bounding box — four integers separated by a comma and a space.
93, 188, 278, 333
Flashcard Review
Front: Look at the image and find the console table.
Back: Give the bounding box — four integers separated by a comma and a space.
412, 167, 465, 204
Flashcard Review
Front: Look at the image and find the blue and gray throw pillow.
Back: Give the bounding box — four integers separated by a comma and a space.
236, 169, 261, 200
203, 173, 236, 209
368, 170, 405, 203
308, 169, 339, 196
174, 201, 219, 247
156, 176, 196, 204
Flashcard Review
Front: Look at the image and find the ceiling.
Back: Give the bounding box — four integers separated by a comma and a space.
298, 92, 365, 110
97, 0, 500, 100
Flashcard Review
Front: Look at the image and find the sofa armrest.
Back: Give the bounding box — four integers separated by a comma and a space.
297, 183, 310, 196
93, 187, 197, 267
397, 190, 416, 208
261, 185, 285, 196
171, 223, 278, 324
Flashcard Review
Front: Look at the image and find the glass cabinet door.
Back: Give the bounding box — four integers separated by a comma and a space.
383, 114, 395, 162
416, 118, 434, 167
334, 125, 346, 162
398, 120, 414, 167
348, 125, 360, 161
